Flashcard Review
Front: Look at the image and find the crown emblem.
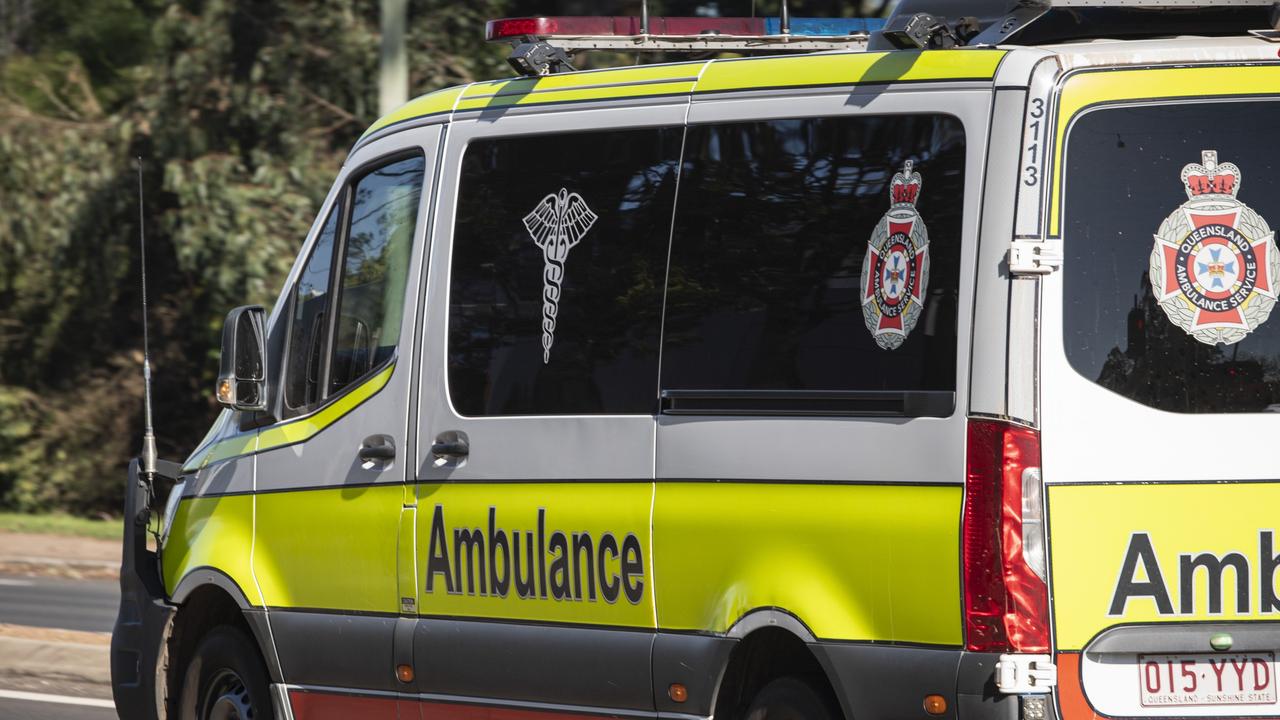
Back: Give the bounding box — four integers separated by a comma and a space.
890, 160, 922, 206
1181, 150, 1241, 199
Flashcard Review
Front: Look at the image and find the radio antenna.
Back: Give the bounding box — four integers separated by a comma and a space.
136, 157, 157, 478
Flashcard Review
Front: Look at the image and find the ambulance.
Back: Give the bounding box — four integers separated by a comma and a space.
112, 1, 1280, 718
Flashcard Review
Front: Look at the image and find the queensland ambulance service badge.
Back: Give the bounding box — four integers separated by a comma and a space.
861, 160, 930, 350
1150, 151, 1279, 346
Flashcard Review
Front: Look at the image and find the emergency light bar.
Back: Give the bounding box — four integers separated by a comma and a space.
486, 15, 885, 53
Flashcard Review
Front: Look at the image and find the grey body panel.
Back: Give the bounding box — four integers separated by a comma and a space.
245, 609, 286, 684
269, 610, 399, 692
184, 438, 255, 497
813, 643, 961, 719
415, 617, 655, 710
652, 633, 737, 717
955, 652, 1038, 720
969, 88, 1025, 422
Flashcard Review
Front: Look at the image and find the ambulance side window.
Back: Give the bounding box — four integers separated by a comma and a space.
447, 127, 682, 416
659, 115, 965, 414
284, 203, 341, 411
329, 154, 425, 394
281, 152, 425, 416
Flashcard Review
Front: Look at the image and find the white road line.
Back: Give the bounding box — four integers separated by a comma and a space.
0, 578, 34, 586
0, 688, 115, 708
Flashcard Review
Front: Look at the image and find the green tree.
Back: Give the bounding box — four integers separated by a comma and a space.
0, 0, 505, 514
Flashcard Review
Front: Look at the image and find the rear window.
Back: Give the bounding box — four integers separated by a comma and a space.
1062, 101, 1280, 413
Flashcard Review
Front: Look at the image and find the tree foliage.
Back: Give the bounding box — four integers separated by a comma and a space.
0, 0, 874, 514
0, 0, 508, 513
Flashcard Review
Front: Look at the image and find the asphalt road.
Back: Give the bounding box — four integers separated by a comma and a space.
0, 574, 120, 717
0, 692, 116, 719
0, 575, 118, 633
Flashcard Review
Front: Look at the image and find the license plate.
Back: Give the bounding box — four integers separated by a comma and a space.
1138, 653, 1277, 708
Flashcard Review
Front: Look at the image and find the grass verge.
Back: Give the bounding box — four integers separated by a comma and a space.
0, 512, 123, 541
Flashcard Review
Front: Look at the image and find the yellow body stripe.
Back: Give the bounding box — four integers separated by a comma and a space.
360, 49, 1006, 141
182, 363, 395, 472
1049, 482, 1280, 651
693, 49, 1005, 94
257, 363, 394, 448
253, 485, 403, 614
654, 483, 962, 643
414, 482, 657, 628
1050, 65, 1280, 235
184, 432, 258, 472
454, 63, 703, 112
363, 85, 466, 138
163, 494, 261, 604
166, 477, 963, 643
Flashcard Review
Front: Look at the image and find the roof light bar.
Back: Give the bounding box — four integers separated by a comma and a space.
485, 15, 885, 53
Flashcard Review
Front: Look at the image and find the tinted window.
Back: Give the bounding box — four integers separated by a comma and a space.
449, 127, 682, 416
660, 115, 966, 406
285, 206, 340, 410
329, 154, 425, 393
1062, 101, 1280, 413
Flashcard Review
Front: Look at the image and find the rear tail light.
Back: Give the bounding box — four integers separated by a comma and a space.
964, 419, 1050, 653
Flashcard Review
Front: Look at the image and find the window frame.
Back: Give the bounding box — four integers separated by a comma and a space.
278, 147, 427, 420
280, 194, 344, 417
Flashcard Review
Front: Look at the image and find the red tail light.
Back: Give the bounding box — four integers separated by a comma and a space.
963, 419, 1050, 652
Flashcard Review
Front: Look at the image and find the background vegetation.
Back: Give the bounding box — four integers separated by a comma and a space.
0, 0, 878, 516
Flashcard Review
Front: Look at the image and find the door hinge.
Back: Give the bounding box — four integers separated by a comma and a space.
1009, 238, 1063, 276
995, 654, 1057, 694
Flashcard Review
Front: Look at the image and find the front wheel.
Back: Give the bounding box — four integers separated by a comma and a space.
177, 625, 274, 720
743, 676, 841, 720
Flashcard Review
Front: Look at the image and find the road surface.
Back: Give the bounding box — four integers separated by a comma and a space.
0, 574, 119, 717
0, 690, 115, 719
0, 575, 118, 633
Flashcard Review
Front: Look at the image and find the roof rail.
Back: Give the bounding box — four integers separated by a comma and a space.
869, 0, 1280, 50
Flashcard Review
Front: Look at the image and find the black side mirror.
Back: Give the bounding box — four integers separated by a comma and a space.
216, 305, 267, 412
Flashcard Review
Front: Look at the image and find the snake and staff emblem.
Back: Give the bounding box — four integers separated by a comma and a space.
522, 188, 599, 363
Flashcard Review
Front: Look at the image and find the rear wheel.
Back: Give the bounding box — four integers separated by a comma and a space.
743, 676, 841, 720
177, 625, 274, 720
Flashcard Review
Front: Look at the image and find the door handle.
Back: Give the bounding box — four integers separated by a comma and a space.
430, 437, 469, 458
359, 435, 396, 462
430, 431, 469, 468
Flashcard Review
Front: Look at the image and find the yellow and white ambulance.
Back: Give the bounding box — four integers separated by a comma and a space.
112, 1, 1280, 718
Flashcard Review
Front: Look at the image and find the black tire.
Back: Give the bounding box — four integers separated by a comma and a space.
743, 676, 842, 720
177, 625, 275, 720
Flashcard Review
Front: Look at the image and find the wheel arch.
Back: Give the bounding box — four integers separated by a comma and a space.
711, 608, 847, 720
171, 566, 252, 608
166, 569, 283, 717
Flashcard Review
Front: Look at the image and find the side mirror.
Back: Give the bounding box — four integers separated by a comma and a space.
216, 305, 267, 412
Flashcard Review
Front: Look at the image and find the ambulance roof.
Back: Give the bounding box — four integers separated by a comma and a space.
357, 33, 1279, 147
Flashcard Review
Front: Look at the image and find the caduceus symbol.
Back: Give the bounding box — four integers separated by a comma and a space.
522, 188, 598, 363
